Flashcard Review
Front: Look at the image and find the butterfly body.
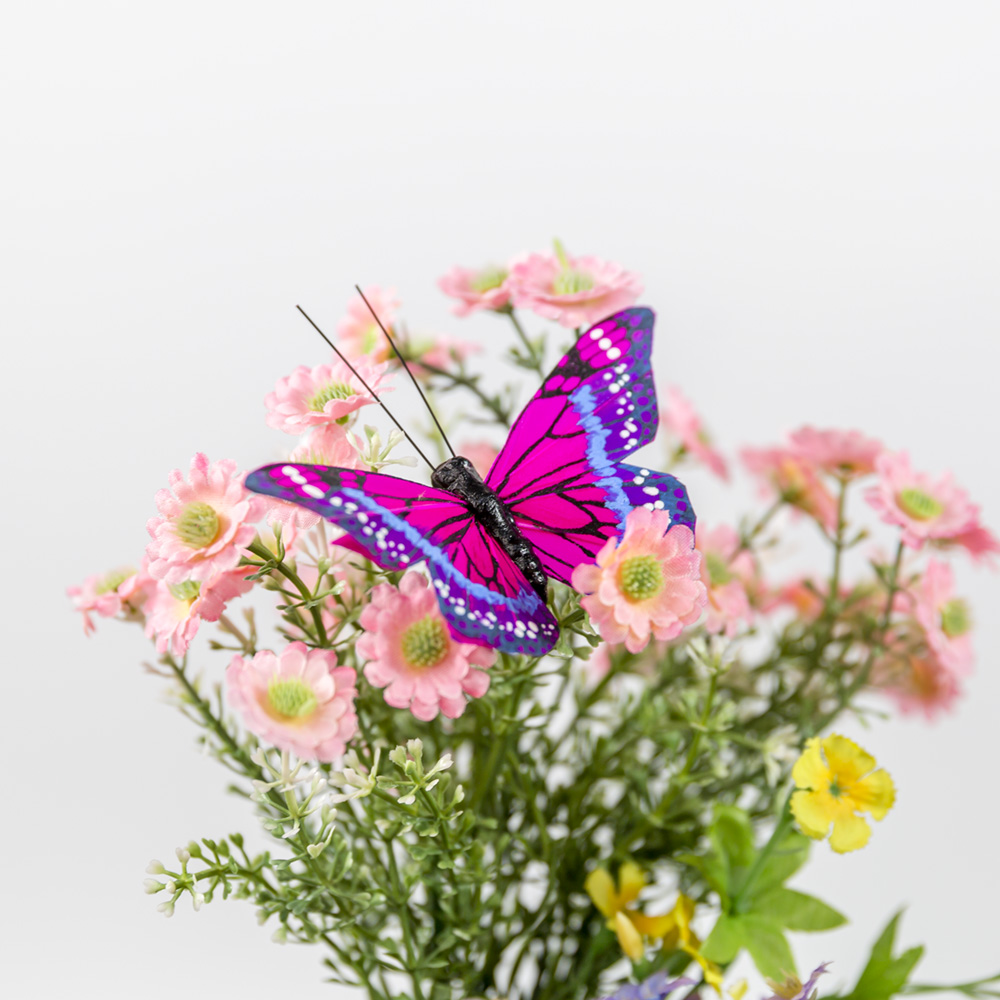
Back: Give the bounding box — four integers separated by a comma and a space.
431, 456, 549, 600
247, 307, 695, 657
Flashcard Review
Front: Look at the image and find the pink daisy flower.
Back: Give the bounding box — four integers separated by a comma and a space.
264, 358, 391, 436
409, 332, 482, 373
742, 446, 839, 533
507, 243, 643, 329
356, 573, 495, 721
144, 568, 254, 656
459, 439, 499, 479
571, 511, 706, 654
874, 647, 962, 721
788, 426, 883, 478
226, 642, 358, 761
336, 285, 401, 362
146, 453, 263, 584
864, 452, 979, 550
662, 386, 728, 480
290, 424, 364, 468
438, 264, 512, 316
909, 559, 974, 676
697, 525, 755, 637
67, 564, 155, 635
934, 522, 1000, 566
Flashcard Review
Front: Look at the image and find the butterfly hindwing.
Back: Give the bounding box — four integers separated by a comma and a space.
245, 463, 558, 656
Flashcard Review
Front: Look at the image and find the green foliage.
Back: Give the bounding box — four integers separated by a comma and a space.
834, 912, 924, 1000
696, 806, 845, 978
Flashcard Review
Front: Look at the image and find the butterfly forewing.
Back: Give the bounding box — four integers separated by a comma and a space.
245, 463, 558, 656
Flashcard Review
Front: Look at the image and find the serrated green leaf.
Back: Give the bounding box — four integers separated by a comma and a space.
753, 887, 847, 931
843, 911, 925, 1000
754, 832, 811, 892
741, 914, 797, 979
701, 914, 747, 964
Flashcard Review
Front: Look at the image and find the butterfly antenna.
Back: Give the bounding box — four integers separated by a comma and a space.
295, 305, 437, 474
354, 285, 457, 459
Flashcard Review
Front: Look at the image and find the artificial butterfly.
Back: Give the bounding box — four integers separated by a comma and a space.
245, 307, 695, 657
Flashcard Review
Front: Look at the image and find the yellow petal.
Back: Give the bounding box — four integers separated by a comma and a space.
822, 734, 875, 785
829, 811, 872, 853
791, 738, 829, 791
617, 861, 646, 906
790, 789, 832, 839
630, 910, 676, 938
615, 911, 645, 960
585, 868, 618, 918
684, 945, 724, 993
729, 979, 749, 1000
851, 767, 896, 821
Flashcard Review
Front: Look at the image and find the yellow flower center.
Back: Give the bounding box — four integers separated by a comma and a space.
470, 267, 507, 293
618, 555, 664, 603
400, 615, 449, 668
267, 677, 318, 719
940, 598, 971, 638
168, 580, 201, 602
309, 380, 355, 411
897, 487, 943, 521
175, 502, 220, 549
96, 569, 131, 595
705, 551, 732, 587
552, 237, 595, 295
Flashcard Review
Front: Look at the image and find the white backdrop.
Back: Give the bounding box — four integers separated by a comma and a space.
3, 2, 999, 997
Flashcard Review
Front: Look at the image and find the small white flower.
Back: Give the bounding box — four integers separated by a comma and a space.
191, 892, 205, 912
175, 847, 191, 864
157, 900, 175, 918
143, 879, 165, 895
145, 860, 165, 875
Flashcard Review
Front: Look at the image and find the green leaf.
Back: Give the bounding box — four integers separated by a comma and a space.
843, 911, 925, 1000
741, 914, 797, 979
677, 851, 730, 905
710, 804, 756, 872
754, 832, 811, 892
753, 887, 847, 931
701, 914, 747, 964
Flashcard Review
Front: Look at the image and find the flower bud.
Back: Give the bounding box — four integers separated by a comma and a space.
175, 846, 191, 864
145, 860, 165, 875
157, 901, 175, 918
143, 879, 165, 894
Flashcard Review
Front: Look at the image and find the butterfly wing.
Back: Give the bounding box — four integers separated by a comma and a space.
484, 307, 695, 584
245, 463, 558, 656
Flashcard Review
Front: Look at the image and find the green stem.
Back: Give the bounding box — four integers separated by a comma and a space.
246, 540, 329, 646
411, 360, 512, 427
506, 308, 545, 377
730, 788, 794, 913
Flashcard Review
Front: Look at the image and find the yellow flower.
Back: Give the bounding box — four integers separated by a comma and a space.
584, 862, 673, 961
790, 734, 895, 853
657, 894, 723, 992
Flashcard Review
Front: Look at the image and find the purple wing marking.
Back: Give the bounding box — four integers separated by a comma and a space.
481, 308, 693, 583
617, 464, 696, 530
244, 463, 558, 656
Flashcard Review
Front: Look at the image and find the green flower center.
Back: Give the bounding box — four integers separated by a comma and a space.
309, 380, 355, 412
168, 580, 201, 602
705, 551, 732, 587
618, 555, 664, 603
829, 778, 844, 798
175, 502, 220, 548
267, 677, 318, 720
940, 599, 971, 638
400, 615, 450, 668
553, 268, 595, 295
897, 487, 943, 522
470, 267, 507, 294
96, 569, 132, 595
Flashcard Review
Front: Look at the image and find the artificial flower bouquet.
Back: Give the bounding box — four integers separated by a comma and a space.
70, 244, 1000, 1000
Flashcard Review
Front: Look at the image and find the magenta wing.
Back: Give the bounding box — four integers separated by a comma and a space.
245, 463, 558, 656
484, 307, 695, 584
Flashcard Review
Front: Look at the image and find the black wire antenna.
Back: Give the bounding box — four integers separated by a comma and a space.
354, 285, 457, 460
294, 305, 437, 474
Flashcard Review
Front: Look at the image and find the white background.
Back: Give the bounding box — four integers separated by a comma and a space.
3, 2, 999, 997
